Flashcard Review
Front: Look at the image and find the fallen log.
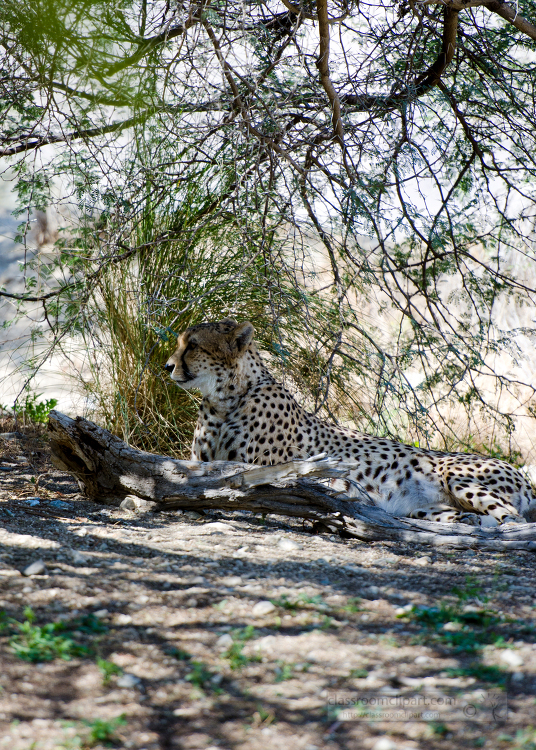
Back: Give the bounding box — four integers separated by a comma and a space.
48, 410, 536, 550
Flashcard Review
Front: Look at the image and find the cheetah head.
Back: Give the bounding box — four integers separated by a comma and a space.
164, 318, 255, 396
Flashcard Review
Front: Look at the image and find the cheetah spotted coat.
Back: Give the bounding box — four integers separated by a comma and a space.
165, 319, 536, 525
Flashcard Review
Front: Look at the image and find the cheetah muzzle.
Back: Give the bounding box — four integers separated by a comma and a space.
165, 318, 536, 526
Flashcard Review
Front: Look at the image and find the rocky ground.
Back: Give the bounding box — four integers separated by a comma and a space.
0, 421, 535, 750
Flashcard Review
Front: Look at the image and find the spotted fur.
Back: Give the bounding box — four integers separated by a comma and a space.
165, 319, 536, 525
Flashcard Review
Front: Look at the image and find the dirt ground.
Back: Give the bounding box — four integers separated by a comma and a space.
0, 422, 535, 750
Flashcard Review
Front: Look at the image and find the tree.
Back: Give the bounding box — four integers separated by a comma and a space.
1, 0, 535, 458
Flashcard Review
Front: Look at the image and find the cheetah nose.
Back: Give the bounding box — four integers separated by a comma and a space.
164, 363, 175, 373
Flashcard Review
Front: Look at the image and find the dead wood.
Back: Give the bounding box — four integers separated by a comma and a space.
47, 410, 536, 550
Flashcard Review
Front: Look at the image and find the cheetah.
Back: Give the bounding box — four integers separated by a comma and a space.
165, 318, 536, 526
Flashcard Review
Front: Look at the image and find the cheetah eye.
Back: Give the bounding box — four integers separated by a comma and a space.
186, 341, 197, 352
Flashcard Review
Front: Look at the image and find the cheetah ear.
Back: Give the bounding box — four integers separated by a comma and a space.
231, 321, 254, 352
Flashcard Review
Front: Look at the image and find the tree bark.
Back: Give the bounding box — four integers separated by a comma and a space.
48, 410, 536, 551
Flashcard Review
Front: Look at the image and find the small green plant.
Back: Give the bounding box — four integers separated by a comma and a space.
97, 658, 123, 685
185, 661, 214, 690
11, 393, 58, 424
430, 722, 449, 736
340, 597, 362, 613
274, 660, 294, 682
446, 663, 506, 685
399, 602, 504, 653
3, 608, 107, 663
224, 626, 261, 670
349, 668, 368, 679
250, 703, 276, 727
83, 715, 126, 746
452, 575, 485, 602
8, 608, 88, 662
270, 593, 325, 612
497, 727, 536, 748
167, 646, 191, 661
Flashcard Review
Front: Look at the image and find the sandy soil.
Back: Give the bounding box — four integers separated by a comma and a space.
0, 421, 535, 750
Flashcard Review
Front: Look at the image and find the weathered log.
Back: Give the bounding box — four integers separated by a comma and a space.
48, 410, 536, 550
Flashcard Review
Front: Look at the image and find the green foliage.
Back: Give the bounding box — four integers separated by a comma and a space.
274, 660, 294, 682
3, 393, 58, 425
9, 614, 88, 663
185, 661, 215, 691
3, 608, 106, 663
399, 601, 503, 653
82, 715, 126, 747
96, 658, 123, 685
224, 626, 261, 670
2, 0, 536, 458
166, 646, 191, 661
446, 663, 506, 685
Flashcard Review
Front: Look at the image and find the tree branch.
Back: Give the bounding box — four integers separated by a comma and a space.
341, 8, 459, 110
316, 0, 345, 145
47, 410, 536, 550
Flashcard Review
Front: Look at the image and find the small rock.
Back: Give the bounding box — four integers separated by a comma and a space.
116, 673, 141, 688
22, 559, 46, 576
25, 497, 40, 506
0, 432, 27, 441
252, 600, 276, 616
50, 499, 72, 510
414, 655, 430, 664
367, 585, 380, 596
116, 614, 133, 625
94, 609, 109, 618
442, 621, 462, 632
137, 595, 150, 604
22, 586, 33, 593
190, 576, 206, 584
277, 538, 301, 551
222, 576, 242, 587
373, 737, 398, 750
415, 556, 431, 566
184, 511, 203, 520
71, 550, 87, 565
201, 522, 235, 533
511, 671, 524, 681
216, 633, 234, 651
500, 650, 523, 668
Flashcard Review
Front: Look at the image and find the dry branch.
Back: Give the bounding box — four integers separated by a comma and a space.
48, 410, 536, 551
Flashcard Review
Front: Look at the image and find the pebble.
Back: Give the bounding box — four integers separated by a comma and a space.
216, 633, 234, 650
442, 621, 462, 632
25, 497, 40, 506
500, 649, 523, 668
22, 559, 46, 576
414, 556, 431, 566
184, 511, 203, 520
414, 655, 430, 664
94, 609, 109, 618
50, 499, 71, 510
367, 585, 380, 596
201, 522, 235, 533
71, 550, 87, 565
252, 600, 276, 616
221, 576, 242, 587
116, 673, 141, 688
115, 614, 133, 625
277, 538, 301, 551
373, 737, 398, 750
